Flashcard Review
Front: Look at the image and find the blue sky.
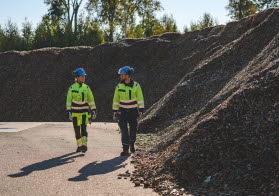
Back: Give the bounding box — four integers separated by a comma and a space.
0, 0, 231, 32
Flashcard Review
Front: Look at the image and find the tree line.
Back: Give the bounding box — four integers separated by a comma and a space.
226, 0, 278, 20
0, 0, 278, 52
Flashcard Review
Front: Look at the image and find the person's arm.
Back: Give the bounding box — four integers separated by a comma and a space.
136, 84, 145, 112
87, 86, 97, 120
87, 87, 96, 112
112, 86, 120, 112
66, 87, 73, 121
66, 87, 72, 112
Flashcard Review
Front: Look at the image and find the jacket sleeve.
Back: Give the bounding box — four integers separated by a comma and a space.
66, 87, 72, 112
136, 84, 145, 112
112, 86, 120, 112
87, 87, 96, 111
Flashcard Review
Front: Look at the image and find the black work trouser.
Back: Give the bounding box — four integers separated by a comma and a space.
73, 114, 88, 147
118, 108, 139, 151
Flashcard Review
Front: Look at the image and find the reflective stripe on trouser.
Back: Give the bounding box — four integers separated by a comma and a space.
118, 109, 138, 150
81, 136, 87, 146
73, 113, 88, 147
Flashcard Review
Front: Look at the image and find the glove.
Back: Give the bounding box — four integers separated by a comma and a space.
139, 112, 144, 118
68, 111, 72, 121
138, 109, 144, 119
91, 110, 97, 120
89, 110, 97, 125
113, 112, 120, 121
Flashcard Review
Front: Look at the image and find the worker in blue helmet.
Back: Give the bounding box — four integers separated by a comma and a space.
72, 68, 87, 77
66, 68, 97, 153
118, 66, 134, 75
112, 66, 145, 156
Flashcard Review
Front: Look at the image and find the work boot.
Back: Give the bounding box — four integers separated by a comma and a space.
120, 149, 129, 156
81, 145, 87, 153
76, 146, 82, 152
130, 142, 136, 153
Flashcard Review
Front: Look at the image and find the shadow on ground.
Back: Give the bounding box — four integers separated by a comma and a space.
68, 156, 128, 181
8, 152, 84, 178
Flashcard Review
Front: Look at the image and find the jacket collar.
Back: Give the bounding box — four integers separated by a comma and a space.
121, 79, 134, 87
75, 82, 83, 87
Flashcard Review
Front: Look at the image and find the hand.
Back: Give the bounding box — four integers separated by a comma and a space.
68, 112, 72, 121
138, 109, 144, 119
91, 110, 97, 120
113, 112, 119, 121
138, 112, 144, 119
88, 110, 96, 125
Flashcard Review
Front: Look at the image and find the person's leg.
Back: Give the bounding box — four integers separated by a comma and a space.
80, 114, 88, 153
118, 111, 130, 155
128, 110, 138, 153
73, 116, 82, 152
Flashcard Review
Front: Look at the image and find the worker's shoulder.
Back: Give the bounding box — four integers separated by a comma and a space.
133, 81, 140, 87
83, 83, 92, 89
116, 83, 124, 88
68, 83, 77, 89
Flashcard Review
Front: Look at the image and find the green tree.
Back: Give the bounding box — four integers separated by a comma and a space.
2, 20, 23, 51
150, 14, 178, 36
183, 26, 189, 33
131, 24, 145, 38
160, 14, 178, 33
137, 0, 163, 37
152, 19, 164, 35
22, 18, 34, 50
226, 0, 257, 20
52, 21, 66, 47
119, 0, 139, 38
121, 0, 165, 38
87, 0, 121, 42
86, 0, 164, 40
44, 0, 84, 33
0, 25, 5, 51
0, 0, 178, 51
254, 0, 279, 11
76, 14, 104, 45
186, 13, 218, 32
33, 16, 54, 49
199, 13, 218, 28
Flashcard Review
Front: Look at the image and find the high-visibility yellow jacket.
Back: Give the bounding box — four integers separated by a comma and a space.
66, 82, 96, 113
112, 80, 144, 112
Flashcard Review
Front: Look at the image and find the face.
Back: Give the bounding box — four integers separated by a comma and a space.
120, 74, 129, 81
76, 75, 85, 83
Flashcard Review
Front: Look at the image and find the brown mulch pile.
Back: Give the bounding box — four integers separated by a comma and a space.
1, 7, 279, 196
130, 8, 279, 196
1, 9, 277, 122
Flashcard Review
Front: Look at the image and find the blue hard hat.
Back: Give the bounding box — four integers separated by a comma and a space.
118, 66, 134, 75
73, 68, 87, 77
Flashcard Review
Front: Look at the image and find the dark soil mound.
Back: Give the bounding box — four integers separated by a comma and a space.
131, 8, 279, 195
1, 9, 277, 122
1, 7, 279, 196
0, 37, 179, 121
139, 8, 279, 132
